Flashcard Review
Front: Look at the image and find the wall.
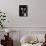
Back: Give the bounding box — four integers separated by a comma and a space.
0, 0, 46, 27
0, 0, 32, 27
32, 0, 46, 27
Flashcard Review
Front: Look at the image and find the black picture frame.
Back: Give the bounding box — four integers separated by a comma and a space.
19, 5, 28, 17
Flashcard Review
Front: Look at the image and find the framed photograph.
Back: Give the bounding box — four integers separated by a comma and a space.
19, 5, 28, 17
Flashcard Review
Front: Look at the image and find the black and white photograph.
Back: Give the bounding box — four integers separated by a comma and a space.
19, 5, 28, 17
